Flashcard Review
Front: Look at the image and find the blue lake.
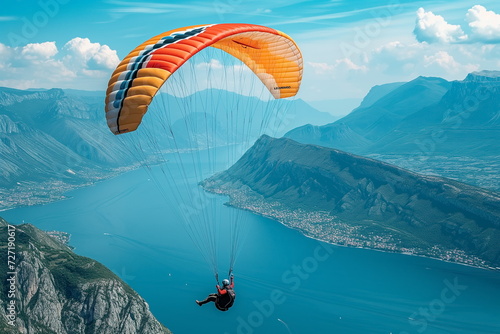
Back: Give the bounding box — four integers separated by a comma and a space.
2, 164, 500, 334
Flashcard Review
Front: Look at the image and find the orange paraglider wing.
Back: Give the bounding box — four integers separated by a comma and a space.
105, 23, 303, 134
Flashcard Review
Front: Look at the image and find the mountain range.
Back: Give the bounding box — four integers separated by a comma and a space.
285, 71, 500, 191
286, 71, 500, 157
203, 135, 500, 269
0, 87, 333, 210
0, 87, 128, 184
138, 89, 336, 149
306, 97, 363, 119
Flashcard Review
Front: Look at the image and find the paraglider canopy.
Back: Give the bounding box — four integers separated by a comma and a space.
103, 22, 303, 284
105, 23, 303, 134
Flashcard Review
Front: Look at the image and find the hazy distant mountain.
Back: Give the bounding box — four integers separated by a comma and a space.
284, 71, 500, 191
158, 89, 336, 145
306, 97, 362, 118
357, 81, 406, 109
0, 88, 128, 189
369, 71, 500, 155
280, 122, 371, 153
109, 89, 336, 152
286, 76, 451, 147
348, 76, 450, 141
0, 218, 171, 334
283, 97, 337, 127
285, 72, 499, 158
0, 86, 334, 209
203, 135, 500, 268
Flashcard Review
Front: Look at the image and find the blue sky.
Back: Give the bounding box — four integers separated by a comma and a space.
1, 0, 499, 101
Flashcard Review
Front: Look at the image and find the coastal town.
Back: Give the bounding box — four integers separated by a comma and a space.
207, 185, 494, 270
46, 230, 72, 246
0, 165, 136, 211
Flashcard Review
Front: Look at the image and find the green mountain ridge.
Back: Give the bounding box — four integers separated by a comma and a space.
202, 135, 500, 269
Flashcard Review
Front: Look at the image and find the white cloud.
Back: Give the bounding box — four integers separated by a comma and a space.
0, 38, 119, 90
466, 5, 500, 42
42, 60, 78, 83
424, 51, 458, 71
414, 6, 500, 44
336, 58, 368, 71
0, 43, 12, 67
2, 42, 71, 81
307, 58, 367, 75
21, 42, 58, 60
414, 7, 468, 43
375, 41, 422, 60
301, 58, 368, 99
63, 37, 120, 70
196, 59, 224, 70
94, 45, 119, 68
194, 59, 251, 75
308, 62, 335, 74
370, 41, 425, 75
368, 40, 481, 81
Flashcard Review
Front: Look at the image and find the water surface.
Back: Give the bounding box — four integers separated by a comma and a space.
3, 164, 500, 334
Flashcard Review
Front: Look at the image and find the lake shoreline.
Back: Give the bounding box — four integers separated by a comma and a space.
204, 185, 498, 272
226, 201, 500, 272
2, 161, 500, 334
0, 165, 140, 212
2, 163, 498, 274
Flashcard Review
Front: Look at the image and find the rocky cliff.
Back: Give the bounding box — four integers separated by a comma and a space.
203, 135, 500, 269
0, 218, 171, 334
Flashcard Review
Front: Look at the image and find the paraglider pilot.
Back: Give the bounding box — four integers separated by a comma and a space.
196, 274, 235, 311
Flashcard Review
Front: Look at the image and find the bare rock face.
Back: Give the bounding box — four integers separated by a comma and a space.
0, 218, 171, 334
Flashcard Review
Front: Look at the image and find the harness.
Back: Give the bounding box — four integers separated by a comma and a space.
216, 288, 235, 311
